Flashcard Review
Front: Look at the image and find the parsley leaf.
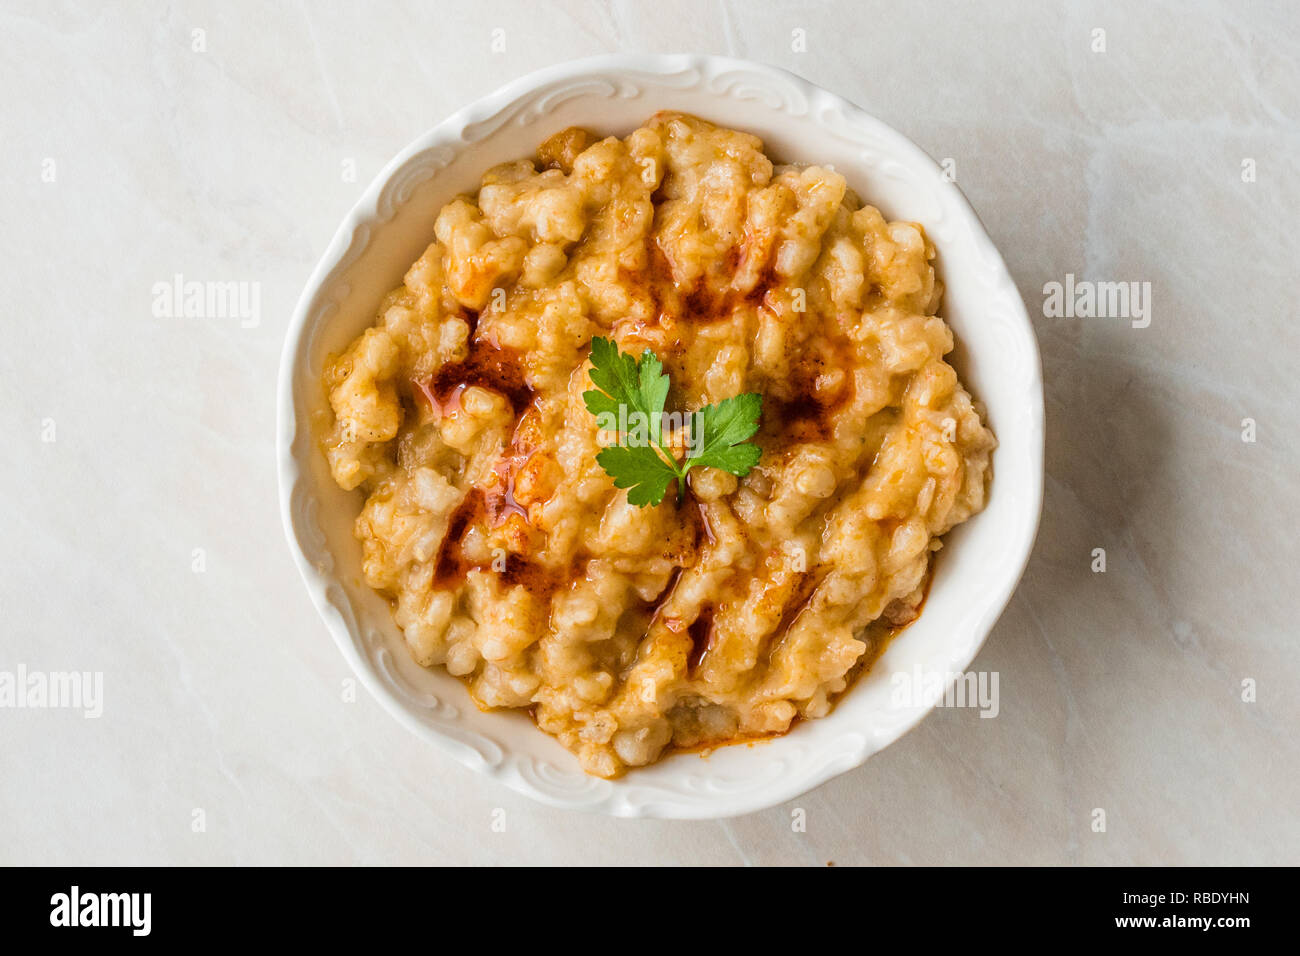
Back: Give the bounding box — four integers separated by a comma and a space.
583, 337, 763, 507
682, 393, 763, 473
595, 445, 680, 507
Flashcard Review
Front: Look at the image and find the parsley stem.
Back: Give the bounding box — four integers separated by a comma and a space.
652, 438, 686, 505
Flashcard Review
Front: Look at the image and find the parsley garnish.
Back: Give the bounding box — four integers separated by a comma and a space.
582, 337, 762, 507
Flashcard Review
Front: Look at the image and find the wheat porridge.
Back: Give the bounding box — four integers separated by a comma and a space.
320, 112, 995, 777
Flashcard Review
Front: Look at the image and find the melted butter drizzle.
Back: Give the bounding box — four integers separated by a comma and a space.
413, 311, 535, 417
420, 309, 557, 594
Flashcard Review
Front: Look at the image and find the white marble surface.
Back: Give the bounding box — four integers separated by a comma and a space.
2, 0, 1297, 865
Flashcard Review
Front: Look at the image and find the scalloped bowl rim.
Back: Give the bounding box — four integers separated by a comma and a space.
277, 53, 1044, 819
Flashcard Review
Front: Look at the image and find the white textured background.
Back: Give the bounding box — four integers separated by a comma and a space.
2, 0, 1297, 865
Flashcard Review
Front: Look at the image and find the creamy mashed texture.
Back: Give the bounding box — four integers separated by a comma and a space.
320, 112, 995, 777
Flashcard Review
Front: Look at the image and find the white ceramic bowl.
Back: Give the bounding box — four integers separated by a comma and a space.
277, 54, 1043, 819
